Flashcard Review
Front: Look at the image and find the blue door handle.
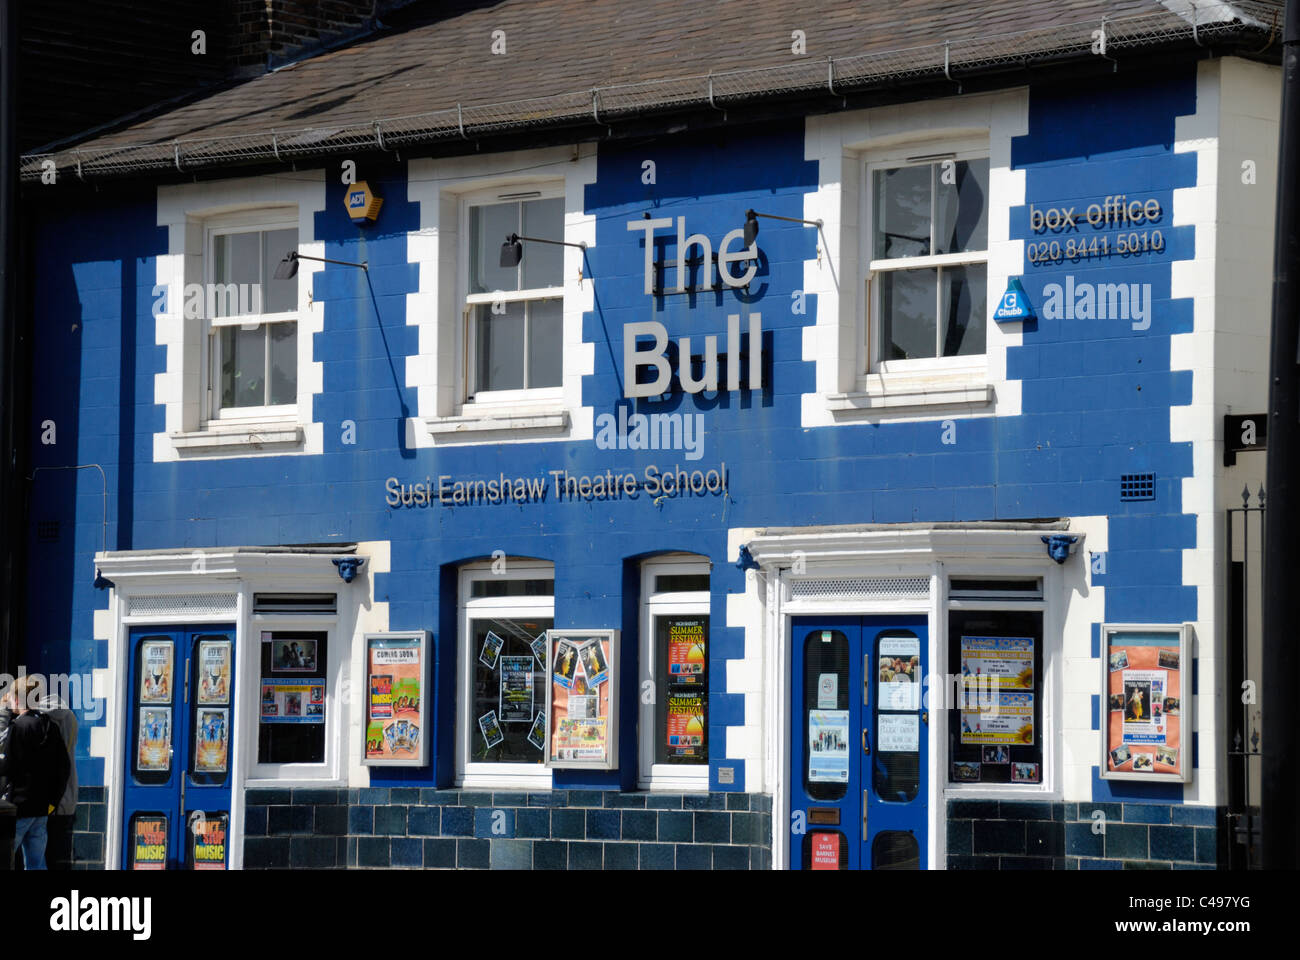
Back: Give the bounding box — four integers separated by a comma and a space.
862, 728, 871, 755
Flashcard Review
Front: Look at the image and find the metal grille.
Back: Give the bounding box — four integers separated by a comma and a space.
1120, 473, 1157, 501
791, 577, 930, 601
21, 2, 1278, 183
127, 594, 237, 617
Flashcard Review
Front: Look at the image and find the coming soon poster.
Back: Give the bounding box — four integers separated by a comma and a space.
365, 635, 423, 761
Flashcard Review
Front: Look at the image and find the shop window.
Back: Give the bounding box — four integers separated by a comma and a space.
258, 629, 328, 764
465, 190, 564, 399
639, 558, 710, 789
946, 608, 1044, 786
867, 154, 988, 371
458, 562, 555, 785
205, 217, 301, 418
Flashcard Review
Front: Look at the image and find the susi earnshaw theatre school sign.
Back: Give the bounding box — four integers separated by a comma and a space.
386, 215, 760, 508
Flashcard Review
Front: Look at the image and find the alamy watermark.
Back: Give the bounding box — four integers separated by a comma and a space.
1, 670, 103, 721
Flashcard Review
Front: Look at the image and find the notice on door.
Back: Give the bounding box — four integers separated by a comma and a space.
808, 709, 850, 783
877, 637, 921, 710
810, 832, 841, 870
878, 713, 920, 752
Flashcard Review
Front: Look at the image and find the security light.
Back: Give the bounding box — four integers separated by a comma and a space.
500, 232, 587, 269
274, 251, 369, 280
743, 208, 823, 246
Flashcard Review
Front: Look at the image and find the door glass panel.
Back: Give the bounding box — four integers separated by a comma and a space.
188, 811, 229, 870
133, 637, 174, 784
803, 629, 850, 801
874, 631, 921, 802
191, 636, 232, 786
129, 813, 169, 870
470, 617, 552, 763
872, 830, 920, 870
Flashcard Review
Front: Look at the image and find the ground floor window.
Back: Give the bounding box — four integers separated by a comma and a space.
946, 608, 1044, 785
258, 629, 328, 764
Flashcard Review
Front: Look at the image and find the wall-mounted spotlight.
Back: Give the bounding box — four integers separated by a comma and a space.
743, 209, 823, 247
273, 251, 370, 280
333, 556, 365, 583
499, 232, 588, 269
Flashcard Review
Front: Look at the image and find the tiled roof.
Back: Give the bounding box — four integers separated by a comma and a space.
23, 0, 1282, 182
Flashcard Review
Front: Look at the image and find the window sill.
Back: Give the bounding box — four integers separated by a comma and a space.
170, 422, 305, 453
425, 405, 570, 442
829, 370, 993, 417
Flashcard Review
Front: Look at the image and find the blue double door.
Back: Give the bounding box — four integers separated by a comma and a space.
121, 626, 236, 869
790, 615, 929, 869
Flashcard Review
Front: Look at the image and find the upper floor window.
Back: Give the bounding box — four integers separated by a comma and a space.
205, 215, 299, 419
867, 155, 988, 371
464, 190, 564, 399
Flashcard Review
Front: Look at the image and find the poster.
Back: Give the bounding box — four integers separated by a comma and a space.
260, 678, 326, 724
877, 637, 920, 710
580, 640, 609, 687
137, 707, 171, 771
194, 707, 229, 774
810, 832, 840, 870
878, 713, 920, 753
479, 631, 504, 670
531, 633, 548, 670
141, 640, 174, 704
666, 618, 706, 683
547, 631, 616, 768
1104, 629, 1183, 778
269, 637, 318, 672
500, 655, 535, 723
1011, 762, 1040, 783
960, 636, 1034, 689
553, 716, 607, 761
807, 709, 850, 783
131, 816, 168, 870
527, 711, 546, 751
478, 709, 504, 748
666, 688, 705, 758
190, 814, 228, 870
197, 639, 231, 705
552, 639, 580, 689
364, 634, 424, 763
960, 691, 1034, 745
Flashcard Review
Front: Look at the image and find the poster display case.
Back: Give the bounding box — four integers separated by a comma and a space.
544, 629, 619, 770
1099, 623, 1192, 783
362, 631, 431, 766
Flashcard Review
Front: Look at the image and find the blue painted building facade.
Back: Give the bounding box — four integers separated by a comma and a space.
19, 53, 1278, 870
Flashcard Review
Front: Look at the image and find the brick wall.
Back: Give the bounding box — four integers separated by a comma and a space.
230, 1, 412, 73
946, 799, 1221, 869
244, 788, 773, 870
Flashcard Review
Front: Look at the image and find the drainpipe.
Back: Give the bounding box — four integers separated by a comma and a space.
1262, 0, 1300, 871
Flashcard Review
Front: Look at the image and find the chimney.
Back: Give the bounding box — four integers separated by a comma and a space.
230, 0, 387, 75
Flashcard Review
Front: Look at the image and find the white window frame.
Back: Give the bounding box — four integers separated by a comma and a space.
203, 210, 300, 425
456, 560, 556, 789
460, 183, 566, 409
638, 557, 711, 791
247, 616, 344, 784
861, 139, 990, 381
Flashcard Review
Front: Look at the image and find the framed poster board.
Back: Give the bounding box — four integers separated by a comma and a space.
362, 631, 431, 767
545, 629, 618, 770
1100, 623, 1192, 783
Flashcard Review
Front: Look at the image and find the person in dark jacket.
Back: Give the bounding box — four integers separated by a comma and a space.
0, 676, 70, 870
38, 692, 78, 870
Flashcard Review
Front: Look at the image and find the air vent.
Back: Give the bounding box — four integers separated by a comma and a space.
35, 520, 60, 543
253, 593, 337, 615
949, 578, 1043, 601
1120, 473, 1156, 501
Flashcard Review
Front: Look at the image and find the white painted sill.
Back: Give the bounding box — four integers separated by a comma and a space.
170, 421, 305, 453
829, 369, 993, 416
425, 404, 571, 442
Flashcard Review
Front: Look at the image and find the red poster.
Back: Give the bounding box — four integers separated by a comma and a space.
810, 832, 840, 870
131, 816, 167, 870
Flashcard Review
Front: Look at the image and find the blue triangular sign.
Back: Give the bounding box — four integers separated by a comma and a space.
993, 277, 1034, 322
